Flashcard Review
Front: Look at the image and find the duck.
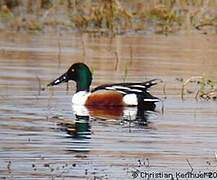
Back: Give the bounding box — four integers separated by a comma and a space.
47, 63, 161, 109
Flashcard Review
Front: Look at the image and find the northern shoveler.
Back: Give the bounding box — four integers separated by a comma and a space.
47, 63, 161, 108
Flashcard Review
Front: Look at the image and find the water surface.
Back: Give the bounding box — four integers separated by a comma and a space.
0, 32, 217, 179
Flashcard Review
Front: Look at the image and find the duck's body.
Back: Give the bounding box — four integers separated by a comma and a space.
72, 90, 123, 106
48, 63, 160, 108
72, 80, 160, 106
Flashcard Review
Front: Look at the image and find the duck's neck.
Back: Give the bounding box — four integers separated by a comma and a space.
76, 82, 90, 92
76, 76, 92, 92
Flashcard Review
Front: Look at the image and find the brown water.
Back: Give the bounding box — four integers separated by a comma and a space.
0, 32, 217, 179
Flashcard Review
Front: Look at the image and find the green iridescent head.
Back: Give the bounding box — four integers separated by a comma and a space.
48, 63, 92, 92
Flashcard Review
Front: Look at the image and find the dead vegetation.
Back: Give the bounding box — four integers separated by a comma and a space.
1, 0, 217, 34
181, 76, 217, 101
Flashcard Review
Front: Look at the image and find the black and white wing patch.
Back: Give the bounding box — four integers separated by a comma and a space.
91, 79, 162, 95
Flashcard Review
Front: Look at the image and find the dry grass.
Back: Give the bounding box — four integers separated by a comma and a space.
181, 76, 217, 100
0, 0, 217, 34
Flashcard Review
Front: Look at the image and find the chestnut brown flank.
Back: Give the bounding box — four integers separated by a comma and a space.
85, 90, 124, 106
87, 106, 123, 119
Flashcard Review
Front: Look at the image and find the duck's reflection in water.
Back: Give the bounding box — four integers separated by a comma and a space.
57, 115, 91, 139
57, 103, 159, 139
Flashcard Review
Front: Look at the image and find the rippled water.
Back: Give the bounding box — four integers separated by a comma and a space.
0, 32, 217, 179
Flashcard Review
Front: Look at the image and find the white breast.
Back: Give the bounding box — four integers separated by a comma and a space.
123, 94, 138, 106
72, 104, 89, 116
72, 91, 91, 105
